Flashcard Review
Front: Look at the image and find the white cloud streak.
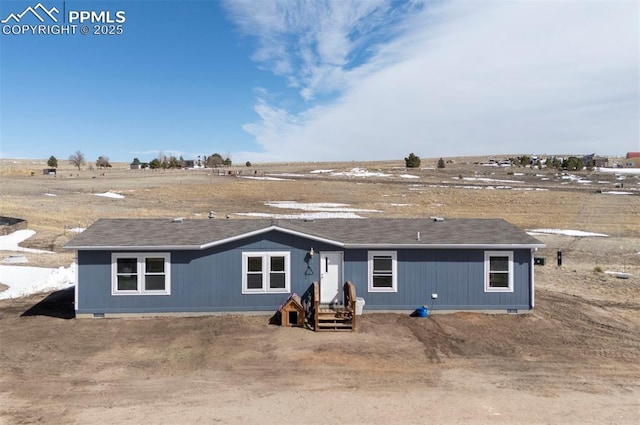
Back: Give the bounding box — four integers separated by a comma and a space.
224, 0, 639, 163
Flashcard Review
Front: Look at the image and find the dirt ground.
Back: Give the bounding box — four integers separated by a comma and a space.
0, 158, 639, 424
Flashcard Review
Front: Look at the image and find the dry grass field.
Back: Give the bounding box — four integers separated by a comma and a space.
0, 157, 639, 424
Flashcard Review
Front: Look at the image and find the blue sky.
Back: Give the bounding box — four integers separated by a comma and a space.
1, 0, 638, 164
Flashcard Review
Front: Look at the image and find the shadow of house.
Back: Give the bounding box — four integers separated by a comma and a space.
21, 287, 75, 319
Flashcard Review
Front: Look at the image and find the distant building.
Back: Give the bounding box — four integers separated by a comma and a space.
626, 152, 640, 159
624, 157, 640, 168
582, 154, 608, 168
593, 157, 608, 168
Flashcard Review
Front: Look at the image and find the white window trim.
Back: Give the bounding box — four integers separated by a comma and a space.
242, 251, 291, 294
484, 251, 514, 293
368, 251, 397, 293
111, 253, 171, 295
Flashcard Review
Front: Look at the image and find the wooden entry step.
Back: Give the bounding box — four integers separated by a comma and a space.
316, 311, 354, 331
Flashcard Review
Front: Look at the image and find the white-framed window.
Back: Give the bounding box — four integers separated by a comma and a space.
111, 253, 171, 295
242, 252, 290, 294
484, 251, 514, 292
368, 251, 397, 292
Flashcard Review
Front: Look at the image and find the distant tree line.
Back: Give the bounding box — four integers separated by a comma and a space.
50, 151, 237, 170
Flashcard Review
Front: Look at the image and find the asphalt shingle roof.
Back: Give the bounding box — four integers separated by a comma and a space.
65, 218, 545, 250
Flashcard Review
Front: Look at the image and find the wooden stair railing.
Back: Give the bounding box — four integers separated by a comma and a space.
344, 281, 356, 331
313, 281, 320, 331
302, 281, 357, 332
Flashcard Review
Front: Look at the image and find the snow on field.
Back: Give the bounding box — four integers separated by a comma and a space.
561, 174, 592, 184
0, 264, 75, 300
310, 169, 334, 174
68, 227, 86, 233
44, 193, 57, 197
331, 168, 392, 178
399, 174, 419, 179
0, 230, 54, 254
0, 231, 75, 299
237, 212, 364, 219
596, 167, 640, 175
238, 201, 380, 219
239, 176, 292, 181
264, 201, 380, 213
94, 192, 125, 199
527, 229, 608, 237
463, 177, 522, 184
601, 191, 634, 195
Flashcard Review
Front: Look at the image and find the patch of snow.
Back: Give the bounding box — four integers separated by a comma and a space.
68, 227, 85, 233
527, 229, 608, 237
0, 264, 75, 300
604, 271, 632, 279
601, 191, 633, 195
239, 176, 292, 181
265, 201, 380, 213
389, 203, 411, 206
1, 255, 28, 264
268, 173, 304, 178
44, 193, 57, 197
237, 212, 364, 219
399, 174, 419, 179
94, 192, 124, 199
0, 230, 54, 254
513, 173, 524, 176
463, 177, 522, 184
596, 168, 640, 175
310, 169, 334, 174
332, 168, 391, 178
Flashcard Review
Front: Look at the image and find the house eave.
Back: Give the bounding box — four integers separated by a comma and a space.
345, 243, 547, 250
65, 244, 202, 251
199, 225, 345, 249
65, 225, 346, 251
67, 242, 546, 251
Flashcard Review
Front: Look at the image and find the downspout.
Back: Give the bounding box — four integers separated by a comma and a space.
530, 249, 535, 309
74, 251, 79, 311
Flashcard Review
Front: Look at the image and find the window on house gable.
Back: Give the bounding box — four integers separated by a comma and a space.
112, 253, 170, 295
368, 251, 397, 292
484, 251, 514, 292
242, 252, 290, 294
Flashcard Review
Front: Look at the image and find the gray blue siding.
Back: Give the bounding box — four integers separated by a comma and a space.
76, 230, 533, 315
344, 249, 532, 311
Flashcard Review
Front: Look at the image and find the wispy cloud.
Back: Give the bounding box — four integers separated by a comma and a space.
225, 1, 639, 162
223, 0, 417, 100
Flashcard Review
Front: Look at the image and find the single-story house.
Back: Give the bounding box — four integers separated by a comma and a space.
623, 157, 640, 168
64, 218, 545, 318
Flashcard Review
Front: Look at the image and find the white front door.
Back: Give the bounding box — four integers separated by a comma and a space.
320, 252, 343, 305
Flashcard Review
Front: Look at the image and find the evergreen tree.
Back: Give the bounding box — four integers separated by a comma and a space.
404, 153, 421, 168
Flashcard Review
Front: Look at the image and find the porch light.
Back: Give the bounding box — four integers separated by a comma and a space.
309, 247, 314, 257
